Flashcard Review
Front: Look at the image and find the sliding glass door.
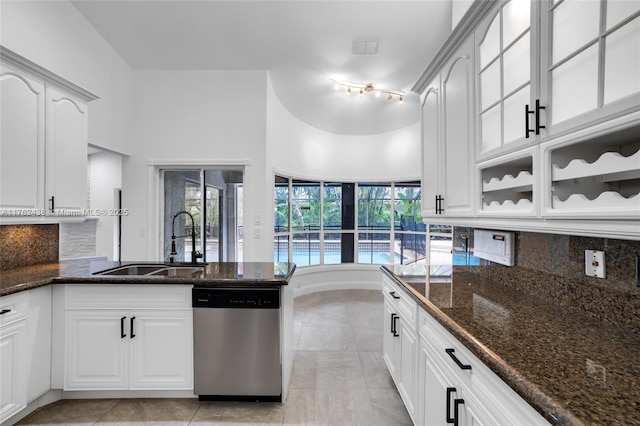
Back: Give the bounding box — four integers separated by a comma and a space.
163, 168, 243, 263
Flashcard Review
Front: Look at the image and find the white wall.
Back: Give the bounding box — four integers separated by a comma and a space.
266, 75, 421, 183
89, 152, 123, 260
123, 70, 270, 262
452, 0, 475, 30
0, 0, 133, 155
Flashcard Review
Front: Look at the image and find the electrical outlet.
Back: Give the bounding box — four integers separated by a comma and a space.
585, 250, 606, 278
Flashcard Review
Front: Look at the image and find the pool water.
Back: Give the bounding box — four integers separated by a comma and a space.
273, 251, 480, 266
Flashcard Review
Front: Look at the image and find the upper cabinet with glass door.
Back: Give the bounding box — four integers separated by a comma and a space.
542, 0, 640, 137
476, 0, 640, 160
475, 0, 539, 161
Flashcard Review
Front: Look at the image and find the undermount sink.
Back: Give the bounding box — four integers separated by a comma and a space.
147, 266, 205, 277
95, 264, 205, 277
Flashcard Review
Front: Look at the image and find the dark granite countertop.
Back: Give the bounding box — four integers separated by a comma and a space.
0, 260, 296, 296
382, 264, 640, 426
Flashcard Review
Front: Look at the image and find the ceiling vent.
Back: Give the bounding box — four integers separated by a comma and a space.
352, 39, 379, 55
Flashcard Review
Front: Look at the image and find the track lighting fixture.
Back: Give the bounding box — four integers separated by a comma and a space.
330, 79, 405, 104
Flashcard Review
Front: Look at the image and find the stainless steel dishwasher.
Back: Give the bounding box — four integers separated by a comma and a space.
192, 287, 281, 401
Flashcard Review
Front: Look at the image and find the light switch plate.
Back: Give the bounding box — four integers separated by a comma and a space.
585, 250, 606, 278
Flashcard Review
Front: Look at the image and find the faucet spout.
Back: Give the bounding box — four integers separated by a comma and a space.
170, 211, 203, 264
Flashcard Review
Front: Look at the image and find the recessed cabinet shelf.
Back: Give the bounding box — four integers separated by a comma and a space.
552, 149, 640, 182
483, 198, 534, 212
552, 192, 640, 209
546, 126, 640, 217
483, 171, 534, 192
478, 152, 536, 216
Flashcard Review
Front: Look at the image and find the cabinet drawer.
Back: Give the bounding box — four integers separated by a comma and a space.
383, 276, 417, 329
419, 310, 474, 386
65, 284, 192, 310
0, 291, 28, 326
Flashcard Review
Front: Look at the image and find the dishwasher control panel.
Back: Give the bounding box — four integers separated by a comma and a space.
192, 287, 280, 309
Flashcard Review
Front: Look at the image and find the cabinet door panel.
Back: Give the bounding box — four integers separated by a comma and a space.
65, 311, 128, 389
503, 33, 530, 95
551, 0, 600, 64
443, 41, 474, 215
420, 340, 450, 426
480, 61, 500, 109
130, 311, 193, 389
382, 298, 398, 378
46, 87, 88, 213
551, 44, 599, 125
480, 105, 501, 153
27, 286, 52, 401
503, 86, 530, 144
503, 0, 530, 45
479, 12, 500, 68
604, 17, 640, 105
398, 320, 417, 420
0, 68, 44, 211
421, 86, 440, 217
607, 0, 640, 29
0, 321, 27, 422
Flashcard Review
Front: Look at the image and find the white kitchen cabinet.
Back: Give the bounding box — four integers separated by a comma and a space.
417, 309, 549, 426
421, 80, 440, 218
0, 293, 28, 423
0, 63, 45, 213
129, 311, 193, 389
383, 297, 400, 378
45, 86, 89, 215
459, 0, 640, 231
397, 315, 417, 419
382, 275, 418, 423
541, 115, 640, 219
421, 37, 476, 219
418, 337, 500, 426
541, 0, 640, 137
60, 284, 193, 391
65, 309, 130, 389
476, 0, 640, 158
0, 48, 97, 220
475, 0, 540, 161
26, 286, 52, 401
477, 146, 538, 216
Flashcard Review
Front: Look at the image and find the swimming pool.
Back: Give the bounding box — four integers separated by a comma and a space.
272, 251, 480, 266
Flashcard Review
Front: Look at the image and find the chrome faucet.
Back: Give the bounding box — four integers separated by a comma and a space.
170, 211, 203, 264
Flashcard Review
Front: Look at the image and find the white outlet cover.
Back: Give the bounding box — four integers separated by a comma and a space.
585, 250, 606, 278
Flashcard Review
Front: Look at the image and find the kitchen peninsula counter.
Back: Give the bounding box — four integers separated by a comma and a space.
0, 260, 296, 296
382, 265, 640, 426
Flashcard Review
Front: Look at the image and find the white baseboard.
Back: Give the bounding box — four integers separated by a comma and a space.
60, 390, 197, 399
1, 390, 62, 426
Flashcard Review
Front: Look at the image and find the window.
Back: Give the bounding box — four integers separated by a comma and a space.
274, 176, 426, 266
164, 168, 243, 263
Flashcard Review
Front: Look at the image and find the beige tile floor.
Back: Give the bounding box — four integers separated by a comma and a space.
16, 290, 411, 426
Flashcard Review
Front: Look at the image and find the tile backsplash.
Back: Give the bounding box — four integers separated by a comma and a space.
0, 224, 59, 270
455, 227, 640, 333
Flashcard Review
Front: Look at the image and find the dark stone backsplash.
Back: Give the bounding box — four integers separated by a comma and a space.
455, 228, 640, 333
0, 224, 59, 270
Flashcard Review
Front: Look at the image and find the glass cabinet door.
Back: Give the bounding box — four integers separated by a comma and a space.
476, 0, 536, 159
544, 0, 640, 133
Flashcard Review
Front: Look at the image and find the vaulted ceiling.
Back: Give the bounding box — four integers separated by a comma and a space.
71, 1, 454, 135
